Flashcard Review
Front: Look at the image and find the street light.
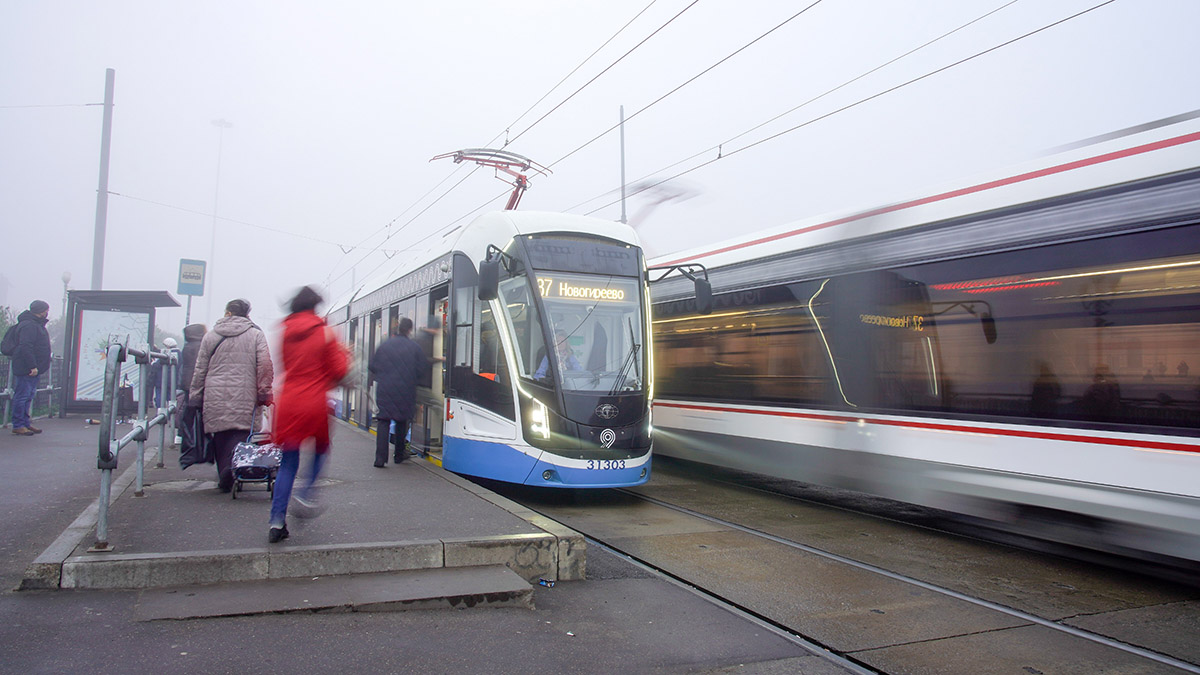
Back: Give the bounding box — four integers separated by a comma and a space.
206, 118, 233, 321
61, 271, 71, 320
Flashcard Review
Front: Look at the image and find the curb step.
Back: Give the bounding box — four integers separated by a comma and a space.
134, 565, 533, 621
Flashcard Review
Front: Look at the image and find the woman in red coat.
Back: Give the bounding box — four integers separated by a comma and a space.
268, 286, 349, 543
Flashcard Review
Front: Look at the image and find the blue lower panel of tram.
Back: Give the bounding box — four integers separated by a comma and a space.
443, 437, 651, 488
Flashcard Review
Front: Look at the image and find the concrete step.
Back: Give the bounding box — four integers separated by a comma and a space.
134, 565, 534, 621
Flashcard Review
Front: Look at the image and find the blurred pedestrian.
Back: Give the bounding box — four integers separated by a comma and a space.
7, 300, 51, 436
188, 299, 273, 493
178, 324, 207, 396
268, 286, 348, 543
368, 317, 427, 467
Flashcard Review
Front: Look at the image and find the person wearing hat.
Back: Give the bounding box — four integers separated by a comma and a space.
9, 300, 52, 436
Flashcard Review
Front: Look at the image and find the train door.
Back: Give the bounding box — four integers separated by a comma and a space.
368, 309, 384, 428
411, 286, 449, 455
347, 317, 361, 425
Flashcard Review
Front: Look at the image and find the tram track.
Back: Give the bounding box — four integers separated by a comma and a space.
491, 463, 1200, 673
613, 490, 1200, 674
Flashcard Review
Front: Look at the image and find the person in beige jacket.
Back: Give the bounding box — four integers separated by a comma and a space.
189, 299, 274, 492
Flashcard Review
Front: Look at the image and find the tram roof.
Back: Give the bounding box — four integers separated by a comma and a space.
328, 210, 638, 318
649, 113, 1200, 277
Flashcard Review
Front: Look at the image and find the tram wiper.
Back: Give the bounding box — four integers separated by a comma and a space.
609, 319, 642, 395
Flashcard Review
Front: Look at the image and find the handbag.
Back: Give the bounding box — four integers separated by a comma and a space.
179, 403, 214, 469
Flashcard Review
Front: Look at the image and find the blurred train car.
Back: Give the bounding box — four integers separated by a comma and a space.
648, 116, 1200, 564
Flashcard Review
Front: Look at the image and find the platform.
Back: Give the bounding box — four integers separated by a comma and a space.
19, 417, 584, 603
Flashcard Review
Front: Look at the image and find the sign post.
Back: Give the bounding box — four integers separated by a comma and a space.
177, 259, 206, 325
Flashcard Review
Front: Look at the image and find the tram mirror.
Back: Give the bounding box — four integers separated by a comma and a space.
694, 278, 713, 315
478, 258, 499, 301
981, 311, 997, 344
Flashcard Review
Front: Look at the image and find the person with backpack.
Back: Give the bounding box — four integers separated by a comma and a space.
4, 300, 52, 436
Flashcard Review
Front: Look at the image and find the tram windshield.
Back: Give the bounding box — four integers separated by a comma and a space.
499, 271, 645, 393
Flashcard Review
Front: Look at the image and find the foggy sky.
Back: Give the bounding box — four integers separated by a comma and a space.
2, 0, 1197, 336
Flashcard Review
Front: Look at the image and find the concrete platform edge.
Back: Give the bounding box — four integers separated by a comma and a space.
18, 445, 161, 591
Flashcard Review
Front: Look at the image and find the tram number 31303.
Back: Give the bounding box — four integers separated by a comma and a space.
586, 459, 627, 470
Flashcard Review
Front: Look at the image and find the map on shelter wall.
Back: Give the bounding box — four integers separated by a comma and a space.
74, 310, 150, 402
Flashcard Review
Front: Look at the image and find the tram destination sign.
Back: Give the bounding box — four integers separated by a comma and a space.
537, 276, 633, 302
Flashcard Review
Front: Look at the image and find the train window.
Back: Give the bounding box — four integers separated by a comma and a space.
654, 224, 1199, 433
462, 306, 514, 419
536, 272, 644, 392
653, 283, 833, 405
899, 223, 1200, 430
497, 274, 547, 380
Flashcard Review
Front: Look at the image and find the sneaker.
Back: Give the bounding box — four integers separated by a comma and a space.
268, 524, 289, 543
11, 427, 34, 436
291, 495, 325, 519
27, 425, 43, 434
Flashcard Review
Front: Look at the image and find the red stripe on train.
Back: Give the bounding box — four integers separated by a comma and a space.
660, 131, 1200, 267
653, 401, 1200, 455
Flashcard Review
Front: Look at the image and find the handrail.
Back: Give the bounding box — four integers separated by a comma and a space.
92, 344, 178, 552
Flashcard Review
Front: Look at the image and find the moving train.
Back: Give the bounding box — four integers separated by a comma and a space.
648, 115, 1200, 563
328, 210, 700, 488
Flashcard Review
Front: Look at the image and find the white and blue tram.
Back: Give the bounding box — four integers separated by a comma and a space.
330, 210, 673, 488
648, 115, 1200, 563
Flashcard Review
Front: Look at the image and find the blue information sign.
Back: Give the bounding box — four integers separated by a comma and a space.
178, 259, 206, 296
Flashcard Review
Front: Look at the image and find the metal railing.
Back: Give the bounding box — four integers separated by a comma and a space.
92, 343, 178, 552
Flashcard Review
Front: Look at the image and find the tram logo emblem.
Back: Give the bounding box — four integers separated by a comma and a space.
596, 404, 619, 420
599, 428, 617, 449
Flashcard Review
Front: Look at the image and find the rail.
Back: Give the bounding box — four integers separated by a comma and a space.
1, 356, 65, 427
92, 343, 178, 552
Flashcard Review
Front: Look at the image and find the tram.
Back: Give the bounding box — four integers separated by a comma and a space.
329, 210, 670, 488
648, 115, 1200, 563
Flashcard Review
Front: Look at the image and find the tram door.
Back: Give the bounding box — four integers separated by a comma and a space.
412, 287, 449, 454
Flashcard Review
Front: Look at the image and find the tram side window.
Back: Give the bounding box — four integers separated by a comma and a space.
653, 284, 833, 405
903, 223, 1200, 430
450, 297, 514, 420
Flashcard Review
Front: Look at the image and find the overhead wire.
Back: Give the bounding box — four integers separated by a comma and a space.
326, 0, 682, 296
565, 0, 1022, 214
580, 0, 1118, 216
544, 0, 826, 172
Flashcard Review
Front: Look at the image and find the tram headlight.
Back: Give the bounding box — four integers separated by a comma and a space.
529, 397, 551, 440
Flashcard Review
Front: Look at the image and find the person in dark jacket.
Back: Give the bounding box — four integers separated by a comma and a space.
367, 317, 428, 467
9, 300, 52, 436
178, 323, 207, 397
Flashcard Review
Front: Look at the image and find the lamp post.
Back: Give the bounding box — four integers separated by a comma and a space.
61, 271, 71, 320
206, 118, 233, 320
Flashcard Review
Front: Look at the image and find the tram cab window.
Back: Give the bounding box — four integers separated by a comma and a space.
535, 272, 644, 393
497, 273, 547, 380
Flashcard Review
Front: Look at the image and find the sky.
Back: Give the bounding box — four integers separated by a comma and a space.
2, 0, 1197, 336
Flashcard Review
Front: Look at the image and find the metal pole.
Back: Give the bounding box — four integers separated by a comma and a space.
185, 295, 192, 326
92, 344, 122, 552
206, 119, 232, 320
91, 68, 115, 291
134, 358, 147, 497
619, 105, 628, 225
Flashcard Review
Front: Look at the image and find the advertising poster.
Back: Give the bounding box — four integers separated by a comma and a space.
73, 309, 151, 402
